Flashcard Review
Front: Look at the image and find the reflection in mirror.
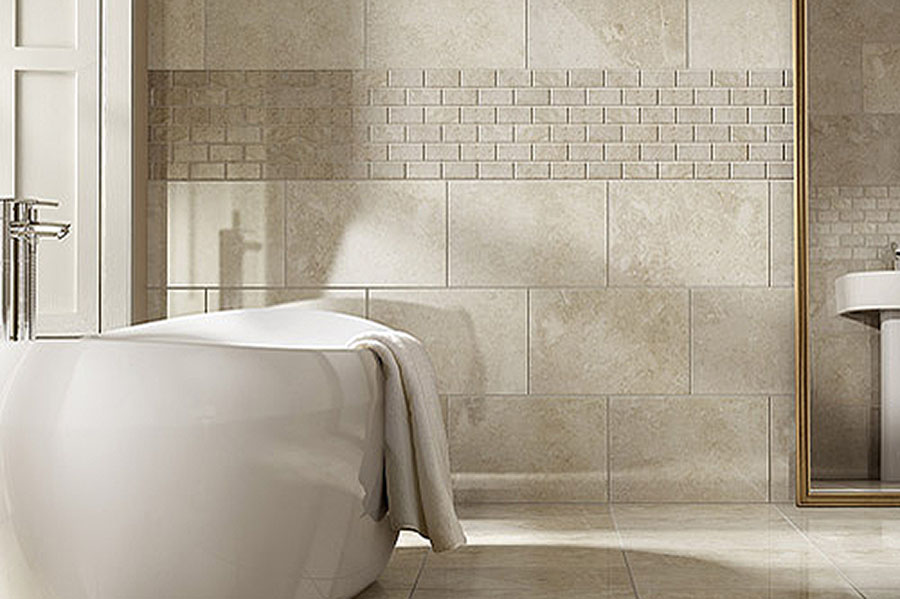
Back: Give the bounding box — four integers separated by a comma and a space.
807, 0, 900, 493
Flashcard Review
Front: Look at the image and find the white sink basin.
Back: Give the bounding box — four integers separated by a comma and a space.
835, 270, 900, 316
835, 270, 900, 482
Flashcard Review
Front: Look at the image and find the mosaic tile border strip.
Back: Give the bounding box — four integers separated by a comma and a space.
149, 68, 794, 181
810, 185, 900, 267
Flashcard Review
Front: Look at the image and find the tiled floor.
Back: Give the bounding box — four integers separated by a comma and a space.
356, 504, 900, 599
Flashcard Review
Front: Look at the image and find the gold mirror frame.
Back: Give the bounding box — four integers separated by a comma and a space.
794, 0, 900, 506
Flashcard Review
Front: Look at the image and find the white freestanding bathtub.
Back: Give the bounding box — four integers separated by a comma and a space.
0, 305, 398, 599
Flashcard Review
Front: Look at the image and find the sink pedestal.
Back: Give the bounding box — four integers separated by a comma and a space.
835, 270, 900, 482
883, 311, 900, 481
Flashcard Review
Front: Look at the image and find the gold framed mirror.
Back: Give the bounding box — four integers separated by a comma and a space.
795, 0, 900, 505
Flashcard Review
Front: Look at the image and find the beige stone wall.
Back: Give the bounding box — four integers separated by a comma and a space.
147, 0, 795, 502
808, 1, 900, 479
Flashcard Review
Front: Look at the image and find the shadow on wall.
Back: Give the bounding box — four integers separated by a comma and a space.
808, 259, 882, 480
157, 175, 493, 399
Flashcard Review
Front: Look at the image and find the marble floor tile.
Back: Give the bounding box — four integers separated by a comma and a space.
777, 504, 900, 593
351, 504, 900, 599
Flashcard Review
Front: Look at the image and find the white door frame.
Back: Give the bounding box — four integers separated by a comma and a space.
100, 0, 143, 331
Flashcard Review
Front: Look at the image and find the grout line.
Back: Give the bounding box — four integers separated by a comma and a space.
773, 506, 868, 599
605, 180, 610, 285
363, 0, 369, 69
526, 288, 531, 395
767, 396, 772, 502
609, 505, 643, 599
445, 180, 450, 287
406, 550, 429, 599
203, 0, 209, 70
684, 0, 690, 69
767, 181, 773, 287
523, 0, 529, 69
606, 396, 611, 503
688, 288, 693, 394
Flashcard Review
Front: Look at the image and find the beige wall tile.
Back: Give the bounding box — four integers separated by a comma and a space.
449, 182, 606, 286
770, 395, 795, 502
809, 38, 862, 116
610, 396, 769, 502
530, 289, 689, 395
148, 0, 204, 69
167, 182, 285, 286
285, 181, 445, 286
529, 0, 686, 69
770, 181, 794, 287
207, 289, 366, 317
863, 43, 900, 113
367, 0, 524, 68
608, 181, 769, 286
688, 0, 792, 69
145, 288, 166, 322
369, 290, 528, 394
167, 289, 206, 317
206, 0, 364, 69
810, 115, 900, 186
692, 288, 794, 395
449, 396, 607, 502
811, 403, 873, 480
811, 329, 875, 407
147, 182, 167, 288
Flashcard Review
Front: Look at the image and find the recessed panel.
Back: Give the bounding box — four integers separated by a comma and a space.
15, 71, 78, 316
16, 0, 76, 48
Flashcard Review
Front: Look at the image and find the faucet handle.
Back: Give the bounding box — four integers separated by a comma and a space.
0, 197, 60, 209
9, 221, 71, 240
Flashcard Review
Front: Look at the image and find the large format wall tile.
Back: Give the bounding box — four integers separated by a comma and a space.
166, 289, 205, 317
610, 396, 769, 502
688, 0, 792, 69
811, 403, 873, 479
449, 182, 606, 287
608, 181, 768, 286
809, 38, 861, 116
206, 0, 364, 69
148, 0, 204, 69
528, 0, 685, 69
810, 115, 900, 185
369, 290, 528, 394
146, 182, 167, 288
167, 182, 285, 286
207, 289, 365, 317
449, 396, 607, 502
770, 395, 795, 502
692, 288, 794, 395
286, 182, 445, 286
531, 289, 689, 395
863, 43, 900, 113
367, 0, 524, 68
770, 181, 794, 287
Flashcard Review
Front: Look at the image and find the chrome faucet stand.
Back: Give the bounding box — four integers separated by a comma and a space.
1, 198, 71, 342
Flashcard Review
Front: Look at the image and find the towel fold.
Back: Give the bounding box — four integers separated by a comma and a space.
350, 330, 466, 553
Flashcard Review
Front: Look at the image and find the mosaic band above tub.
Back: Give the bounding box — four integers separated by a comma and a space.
149, 68, 793, 182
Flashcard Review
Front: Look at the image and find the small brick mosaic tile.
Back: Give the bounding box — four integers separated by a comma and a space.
149, 68, 793, 181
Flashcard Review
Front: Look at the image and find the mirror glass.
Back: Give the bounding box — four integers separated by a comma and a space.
807, 0, 900, 493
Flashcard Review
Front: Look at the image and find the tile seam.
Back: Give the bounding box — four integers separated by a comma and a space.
773, 506, 868, 599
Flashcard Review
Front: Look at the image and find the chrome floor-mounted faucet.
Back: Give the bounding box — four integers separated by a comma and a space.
1, 198, 71, 342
